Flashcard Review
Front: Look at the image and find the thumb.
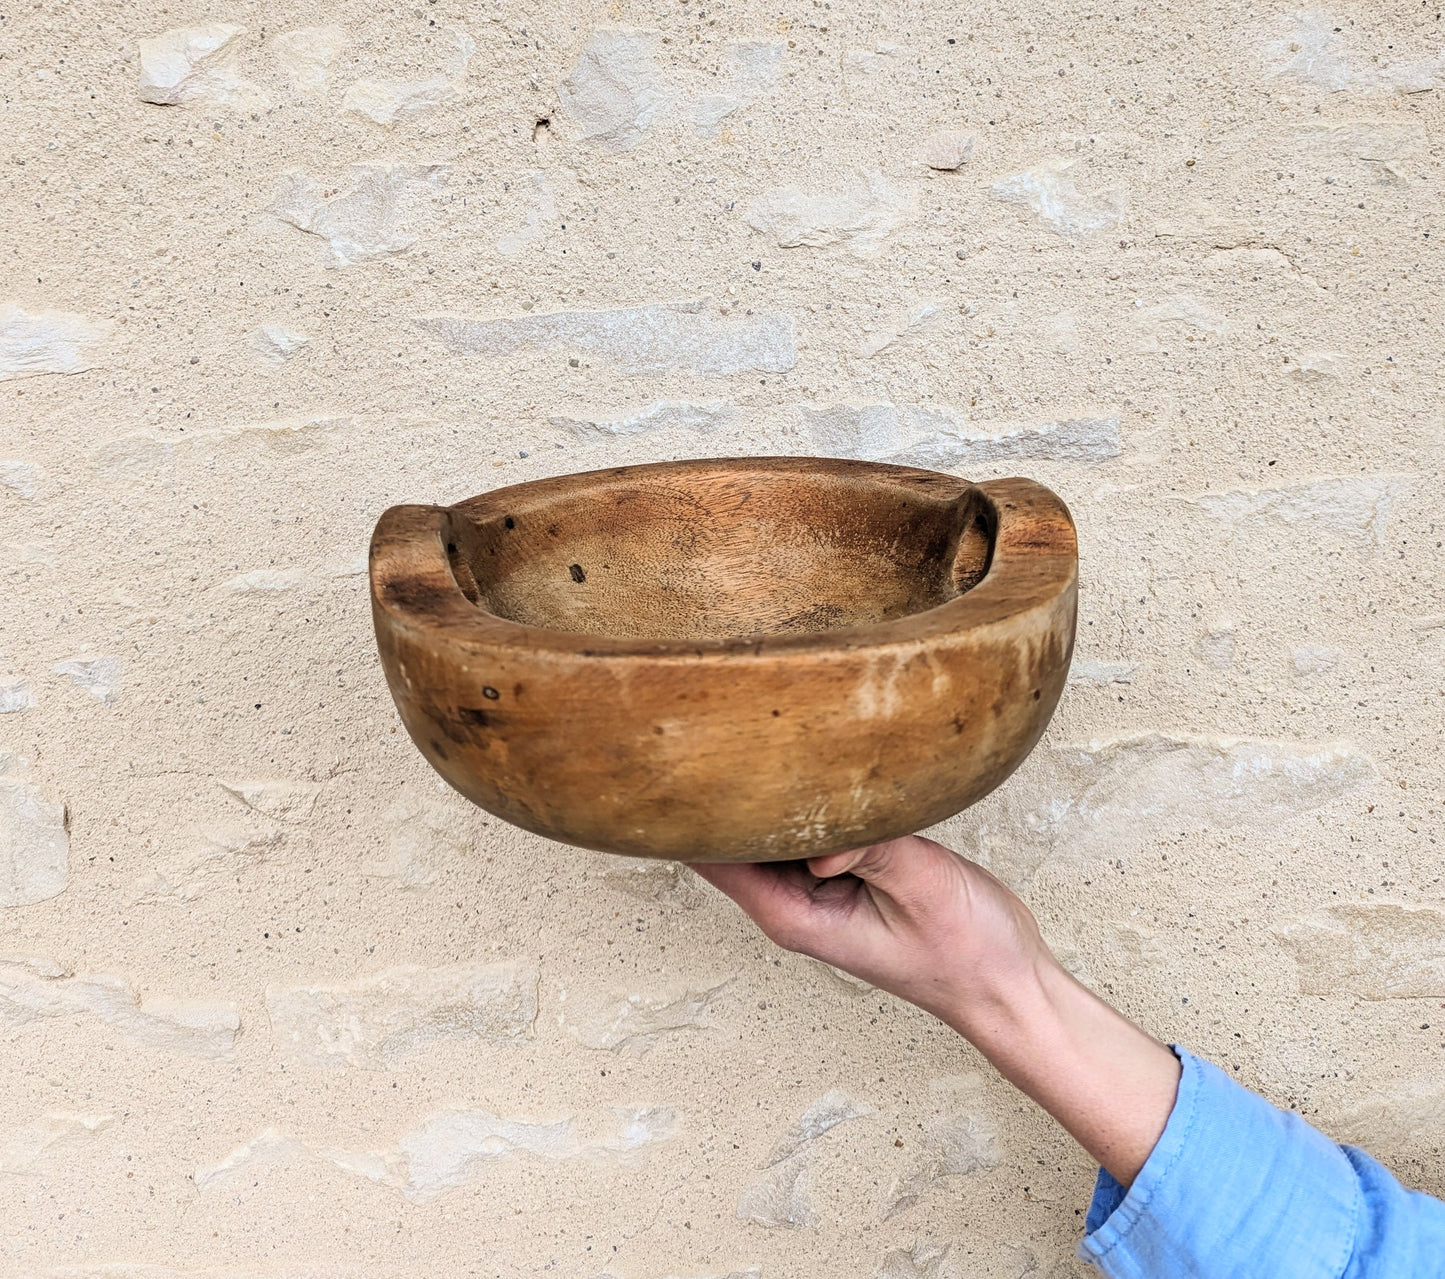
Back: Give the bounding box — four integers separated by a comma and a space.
807, 835, 943, 902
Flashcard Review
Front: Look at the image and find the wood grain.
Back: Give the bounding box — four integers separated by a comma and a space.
370, 457, 1077, 862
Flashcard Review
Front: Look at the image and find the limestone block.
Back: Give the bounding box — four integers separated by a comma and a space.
557, 29, 782, 147
557, 29, 672, 149
1333, 1077, 1445, 1155
496, 170, 560, 257
0, 460, 45, 498
401, 1105, 675, 1198
1132, 295, 1228, 352
885, 1076, 999, 1218
197, 1104, 677, 1201
1294, 352, 1343, 380
342, 79, 452, 124
551, 401, 737, 439
52, 656, 124, 703
0, 677, 33, 714
0, 304, 109, 381
1285, 121, 1429, 165
266, 961, 539, 1068
249, 324, 309, 367
843, 44, 903, 74
272, 165, 448, 266
1266, 11, 1443, 93
96, 416, 348, 475
218, 778, 321, 822
133, 820, 282, 903
992, 158, 1122, 236
417, 300, 796, 376
857, 302, 943, 358
565, 979, 728, 1054
359, 793, 471, 890
737, 1088, 872, 1228
963, 733, 1376, 882
688, 40, 784, 135
1068, 660, 1136, 686
797, 403, 1120, 468
745, 172, 914, 255
875, 1242, 967, 1279
1201, 246, 1296, 277
1194, 623, 1236, 670
342, 31, 474, 125
223, 568, 308, 593
273, 26, 347, 96
0, 1112, 111, 1174
193, 1129, 310, 1191
1293, 644, 1340, 675
1045, 312, 1081, 354
595, 857, 707, 909
0, 756, 67, 907
920, 130, 974, 170
737, 1153, 814, 1228
764, 1089, 873, 1166
137, 24, 265, 108
0, 958, 238, 1057
1276, 904, 1445, 999
1152, 201, 1257, 247
1185, 474, 1412, 547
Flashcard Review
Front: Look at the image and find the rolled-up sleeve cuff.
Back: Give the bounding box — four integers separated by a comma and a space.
1078, 1046, 1360, 1278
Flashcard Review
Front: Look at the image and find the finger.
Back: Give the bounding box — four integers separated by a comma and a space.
688, 861, 807, 924
687, 861, 829, 951
805, 846, 872, 879
807, 835, 956, 906
688, 860, 775, 902
806, 835, 924, 880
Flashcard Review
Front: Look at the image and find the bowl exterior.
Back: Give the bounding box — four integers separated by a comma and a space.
370, 462, 1078, 862
373, 587, 1075, 861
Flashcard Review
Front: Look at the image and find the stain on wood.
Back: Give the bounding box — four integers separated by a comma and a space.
370, 457, 1077, 861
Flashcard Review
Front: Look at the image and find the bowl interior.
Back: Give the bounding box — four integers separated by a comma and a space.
446, 466, 994, 641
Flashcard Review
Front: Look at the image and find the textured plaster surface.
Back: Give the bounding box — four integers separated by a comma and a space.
1, 1, 1443, 1275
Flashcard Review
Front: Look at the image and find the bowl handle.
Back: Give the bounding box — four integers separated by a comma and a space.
369, 503, 485, 634
972, 476, 1077, 569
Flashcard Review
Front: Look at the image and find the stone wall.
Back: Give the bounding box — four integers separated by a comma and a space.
2, 2, 1442, 1275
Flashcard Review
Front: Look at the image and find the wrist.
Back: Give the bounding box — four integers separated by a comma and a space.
934, 946, 1073, 1046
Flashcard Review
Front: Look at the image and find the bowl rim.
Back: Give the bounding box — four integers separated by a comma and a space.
370, 456, 1077, 660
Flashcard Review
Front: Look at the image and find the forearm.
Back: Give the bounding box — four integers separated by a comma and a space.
698, 839, 1445, 1274
939, 956, 1181, 1186
691, 841, 1181, 1186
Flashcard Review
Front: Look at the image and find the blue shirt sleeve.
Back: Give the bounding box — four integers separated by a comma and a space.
1078, 1046, 1445, 1278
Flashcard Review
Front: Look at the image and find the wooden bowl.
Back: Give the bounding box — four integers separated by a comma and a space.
370, 457, 1076, 862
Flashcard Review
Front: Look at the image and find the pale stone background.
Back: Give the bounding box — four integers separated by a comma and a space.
2, 1, 1443, 1275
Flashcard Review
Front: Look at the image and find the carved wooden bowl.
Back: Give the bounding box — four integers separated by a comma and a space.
370, 457, 1077, 862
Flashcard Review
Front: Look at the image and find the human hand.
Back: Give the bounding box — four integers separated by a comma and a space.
689, 835, 1055, 1032
691, 834, 1181, 1186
